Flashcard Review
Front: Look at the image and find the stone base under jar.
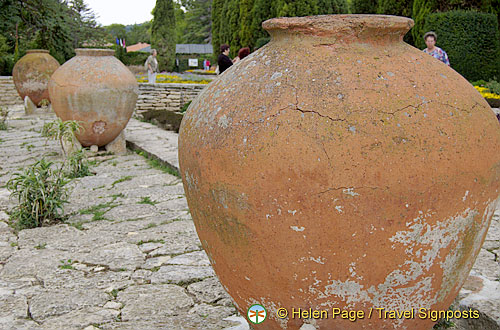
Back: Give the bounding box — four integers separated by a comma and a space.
89, 131, 127, 155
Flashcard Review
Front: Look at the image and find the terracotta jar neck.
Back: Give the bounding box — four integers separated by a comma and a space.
263, 14, 414, 46
75, 48, 115, 57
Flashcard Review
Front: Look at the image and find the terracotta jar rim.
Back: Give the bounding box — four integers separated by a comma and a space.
26, 49, 50, 54
75, 48, 115, 57
263, 14, 414, 38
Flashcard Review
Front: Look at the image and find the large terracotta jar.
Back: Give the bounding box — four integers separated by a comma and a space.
12, 49, 60, 106
48, 49, 138, 146
178, 15, 500, 329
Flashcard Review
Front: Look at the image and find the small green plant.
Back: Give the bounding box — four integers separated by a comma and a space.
39, 99, 50, 108
473, 79, 500, 95
109, 289, 119, 298
65, 149, 93, 178
180, 100, 192, 113
138, 196, 157, 205
34, 243, 47, 249
42, 119, 83, 156
7, 159, 69, 230
0, 106, 8, 130
59, 259, 74, 269
486, 80, 500, 95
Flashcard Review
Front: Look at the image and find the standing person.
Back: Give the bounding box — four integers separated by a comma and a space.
423, 32, 450, 66
145, 49, 159, 83
217, 44, 233, 74
233, 47, 251, 64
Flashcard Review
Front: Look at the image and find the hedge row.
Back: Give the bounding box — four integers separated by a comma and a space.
423, 10, 500, 81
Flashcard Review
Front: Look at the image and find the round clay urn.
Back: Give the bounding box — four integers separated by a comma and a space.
12, 49, 60, 106
178, 15, 500, 329
48, 48, 139, 147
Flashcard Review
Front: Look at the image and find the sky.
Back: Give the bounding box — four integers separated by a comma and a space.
84, 0, 157, 26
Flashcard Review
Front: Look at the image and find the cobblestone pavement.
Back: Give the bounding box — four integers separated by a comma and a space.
0, 105, 499, 329
0, 106, 246, 330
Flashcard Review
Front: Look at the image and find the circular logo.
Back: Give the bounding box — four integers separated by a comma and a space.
247, 304, 267, 324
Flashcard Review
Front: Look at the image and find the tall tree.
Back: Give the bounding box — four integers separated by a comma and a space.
181, 0, 212, 43
211, 0, 224, 55
174, 2, 187, 43
250, 0, 275, 50
275, 0, 318, 16
67, 0, 106, 48
151, 0, 176, 71
239, 0, 255, 49
350, 0, 378, 13
317, 0, 349, 14
378, 0, 413, 17
127, 22, 152, 45
227, 0, 241, 56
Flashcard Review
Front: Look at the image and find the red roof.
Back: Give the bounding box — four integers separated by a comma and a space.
126, 43, 150, 52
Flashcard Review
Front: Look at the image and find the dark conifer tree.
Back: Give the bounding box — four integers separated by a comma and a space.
151, 0, 176, 71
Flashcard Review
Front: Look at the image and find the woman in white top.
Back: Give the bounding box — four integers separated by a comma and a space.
145, 49, 158, 83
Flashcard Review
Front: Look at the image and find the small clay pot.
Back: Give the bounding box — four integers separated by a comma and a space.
179, 15, 500, 329
12, 49, 60, 106
48, 49, 139, 147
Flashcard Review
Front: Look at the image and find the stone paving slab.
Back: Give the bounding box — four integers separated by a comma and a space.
125, 118, 179, 172
0, 104, 499, 329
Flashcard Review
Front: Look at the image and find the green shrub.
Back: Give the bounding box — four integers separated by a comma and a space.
7, 159, 69, 230
422, 10, 500, 81
65, 149, 93, 178
254, 37, 270, 50
122, 51, 149, 66
42, 119, 83, 156
486, 79, 500, 94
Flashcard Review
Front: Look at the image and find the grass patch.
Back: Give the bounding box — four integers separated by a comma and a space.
134, 150, 180, 178
111, 175, 133, 188
10, 242, 18, 247
79, 200, 119, 221
137, 239, 165, 245
144, 223, 157, 229
138, 196, 158, 205
70, 222, 84, 230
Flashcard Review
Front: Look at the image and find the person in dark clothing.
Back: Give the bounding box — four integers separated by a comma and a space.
217, 44, 233, 74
